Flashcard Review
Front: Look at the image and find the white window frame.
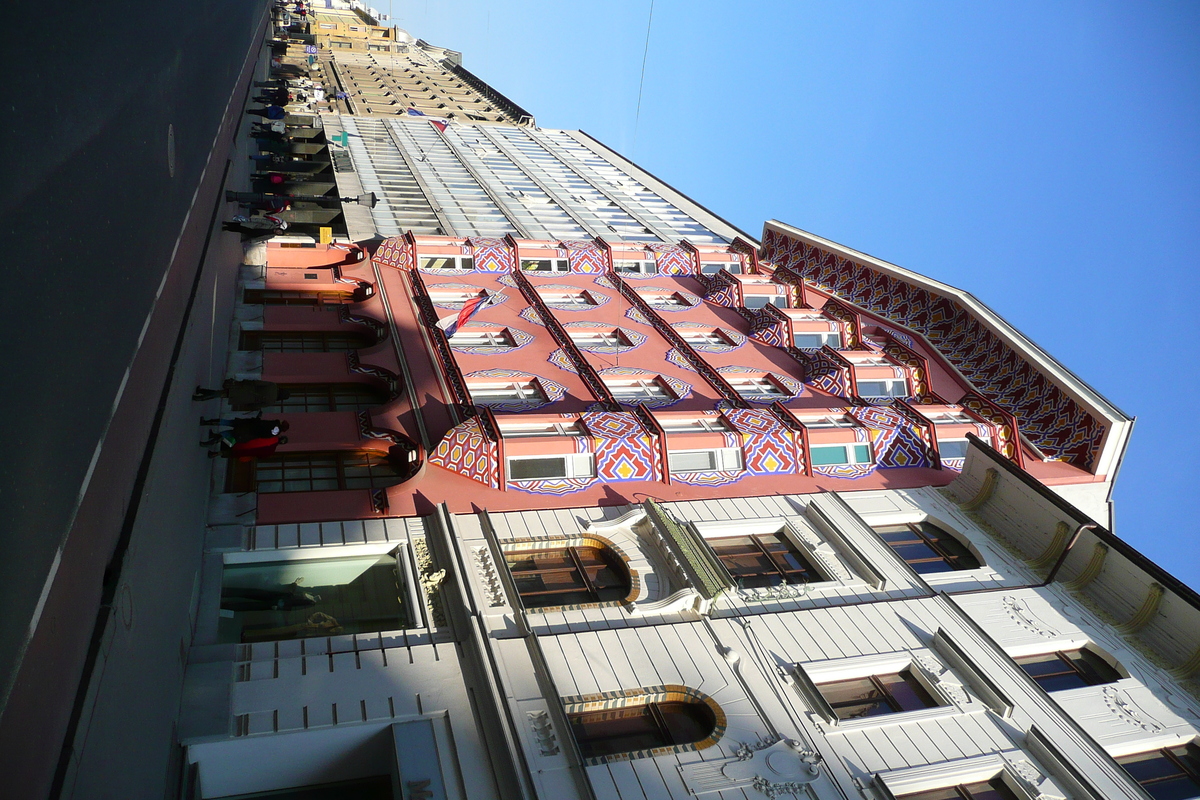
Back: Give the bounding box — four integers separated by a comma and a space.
657, 417, 732, 433
847, 355, 893, 367
796, 414, 857, 429
744, 293, 787, 310
855, 377, 909, 398
639, 291, 687, 307
428, 290, 484, 305
726, 375, 788, 400
604, 377, 673, 401
667, 447, 742, 474
498, 420, 584, 438
678, 329, 732, 347
538, 290, 597, 307
468, 380, 546, 404
419, 254, 475, 271
568, 329, 630, 348
449, 328, 515, 348
809, 442, 874, 466
937, 433, 988, 459
923, 410, 975, 424
700, 260, 741, 275
520, 258, 570, 273
506, 453, 595, 481
793, 330, 842, 349
613, 259, 657, 275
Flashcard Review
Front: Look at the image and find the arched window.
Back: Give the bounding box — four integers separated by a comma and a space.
226, 451, 406, 493
873, 521, 980, 573
240, 331, 373, 352
504, 544, 631, 608
569, 699, 716, 761
263, 384, 390, 413
1013, 648, 1121, 691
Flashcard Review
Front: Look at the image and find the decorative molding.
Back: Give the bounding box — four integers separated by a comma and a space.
1001, 595, 1058, 638
1030, 521, 1071, 570
471, 545, 506, 607
1116, 582, 1165, 634
1101, 686, 1164, 733
1063, 542, 1108, 590
526, 710, 560, 756
959, 468, 999, 511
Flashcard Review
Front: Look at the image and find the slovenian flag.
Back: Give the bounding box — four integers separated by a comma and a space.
406, 107, 426, 116
435, 291, 499, 337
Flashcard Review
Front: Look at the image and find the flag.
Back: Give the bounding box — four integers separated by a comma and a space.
435, 291, 500, 337
406, 107, 426, 116
429, 119, 448, 133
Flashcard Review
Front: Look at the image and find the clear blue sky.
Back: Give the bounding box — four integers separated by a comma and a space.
391, 0, 1200, 589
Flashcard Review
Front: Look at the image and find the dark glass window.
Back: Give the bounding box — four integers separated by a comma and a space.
1014, 649, 1121, 692
240, 331, 371, 352
874, 522, 980, 574
1116, 745, 1200, 800
897, 776, 1021, 800
239, 451, 403, 493
505, 545, 630, 608
817, 670, 939, 720
710, 532, 822, 589
244, 289, 357, 306
569, 700, 716, 760
261, 384, 389, 413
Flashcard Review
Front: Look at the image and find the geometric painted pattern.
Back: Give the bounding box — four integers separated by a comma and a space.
625, 306, 652, 325
763, 229, 1105, 469
672, 471, 742, 487
561, 240, 608, 274
848, 405, 936, 469
509, 477, 596, 496
646, 243, 694, 276
370, 235, 413, 271
721, 407, 801, 475
704, 271, 740, 308
813, 463, 876, 479
469, 237, 515, 273
593, 274, 617, 289
960, 392, 1020, 463
429, 416, 499, 488
548, 348, 579, 373
465, 369, 567, 412
801, 349, 851, 397
670, 322, 747, 352
666, 349, 699, 372
598, 367, 692, 408
518, 306, 545, 326
748, 304, 789, 348
581, 411, 661, 482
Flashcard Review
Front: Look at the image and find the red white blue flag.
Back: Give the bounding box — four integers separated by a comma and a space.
435, 291, 499, 337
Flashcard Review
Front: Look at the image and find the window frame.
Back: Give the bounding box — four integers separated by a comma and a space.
261, 383, 389, 413
567, 698, 717, 762
809, 442, 874, 466
498, 420, 584, 438
505, 453, 595, 482
795, 414, 857, 429
637, 290, 688, 307
604, 376, 675, 401
612, 258, 658, 275
246, 450, 404, 494
568, 329, 633, 349
418, 254, 476, 271
1012, 648, 1122, 692
855, 377, 910, 398
873, 521, 982, 574
239, 330, 371, 352
1115, 743, 1200, 800
657, 416, 732, 433
666, 447, 743, 474
709, 530, 824, 588
793, 330, 843, 349
538, 289, 599, 307
677, 328, 734, 348
520, 257, 571, 273
448, 328, 517, 349
504, 541, 629, 608
725, 374, 789, 401
816, 669, 941, 720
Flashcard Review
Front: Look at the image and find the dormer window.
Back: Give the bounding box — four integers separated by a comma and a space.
810, 442, 873, 466
873, 522, 980, 574
743, 285, 787, 310
419, 254, 475, 271
725, 375, 789, 401
638, 290, 687, 307
700, 260, 741, 275
538, 290, 598, 307
605, 376, 673, 401
468, 379, 547, 405
520, 258, 570, 273
498, 420, 584, 438
667, 447, 742, 473
794, 330, 842, 349
1013, 649, 1121, 691
449, 328, 516, 349
678, 329, 732, 347
856, 377, 909, 398
613, 259, 657, 275
657, 417, 731, 433
797, 414, 857, 429
569, 329, 632, 348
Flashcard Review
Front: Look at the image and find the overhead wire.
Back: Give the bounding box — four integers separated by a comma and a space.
631, 0, 656, 154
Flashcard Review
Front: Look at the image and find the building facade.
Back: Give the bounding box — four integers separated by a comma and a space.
177, 19, 1199, 800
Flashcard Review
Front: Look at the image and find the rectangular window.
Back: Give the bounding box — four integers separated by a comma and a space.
239, 331, 370, 352
809, 443, 873, 466
923, 410, 974, 423
1014, 649, 1120, 692
244, 289, 356, 306
505, 544, 629, 608
263, 384, 388, 413
678, 329, 732, 347
220, 553, 413, 643
613, 259, 657, 275
667, 447, 742, 473
856, 378, 909, 398
469, 380, 546, 404
700, 261, 741, 274
657, 417, 731, 433
896, 777, 1021, 800
568, 330, 630, 348
710, 531, 821, 588
569, 701, 714, 760
640, 292, 687, 307
498, 420, 583, 437
428, 290, 485, 304
873, 522, 981, 574
252, 451, 401, 494
449, 329, 516, 348
794, 331, 842, 349
1116, 744, 1200, 800
520, 258, 570, 273
848, 356, 893, 366
604, 377, 672, 401
538, 290, 597, 306
726, 375, 787, 400
938, 440, 971, 459
506, 454, 594, 481
419, 254, 475, 270
817, 670, 939, 720
796, 415, 856, 429
319, 22, 337, 28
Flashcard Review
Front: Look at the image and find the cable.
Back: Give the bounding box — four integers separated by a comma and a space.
631, 0, 655, 154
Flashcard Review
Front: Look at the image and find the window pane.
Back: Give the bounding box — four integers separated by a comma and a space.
570, 706, 665, 759
939, 440, 970, 459
879, 671, 937, 712
509, 457, 568, 480
821, 677, 892, 719
668, 450, 718, 472
810, 445, 849, 466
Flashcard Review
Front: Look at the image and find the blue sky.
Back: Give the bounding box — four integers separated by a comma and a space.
389, 0, 1200, 589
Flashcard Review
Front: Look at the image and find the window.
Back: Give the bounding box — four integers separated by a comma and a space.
263, 383, 389, 413
449, 329, 516, 348
874, 522, 980, 574
613, 259, 657, 275
667, 447, 742, 473
678, 329, 732, 347
657, 417, 731, 433
428, 289, 486, 305
319, 22, 337, 28
848, 355, 893, 366
505, 544, 628, 607
243, 289, 357, 307
252, 451, 404, 493
1116, 744, 1200, 800
1014, 649, 1120, 691
923, 410, 974, 424
468, 380, 547, 405
331, 41, 352, 48
700, 261, 740, 275
638, 291, 687, 307
726, 375, 788, 400
794, 331, 842, 349
809, 443, 873, 465
498, 420, 583, 437
605, 376, 672, 401
897, 777, 1021, 800
568, 329, 631, 348
938, 440, 972, 459
569, 700, 716, 760
743, 286, 786, 309
817, 670, 939, 720
538, 290, 597, 306
506, 453, 594, 481
220, 554, 412, 644
520, 258, 570, 272
856, 378, 909, 398
796, 414, 856, 429
419, 254, 475, 270
710, 531, 821, 588
239, 331, 371, 352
